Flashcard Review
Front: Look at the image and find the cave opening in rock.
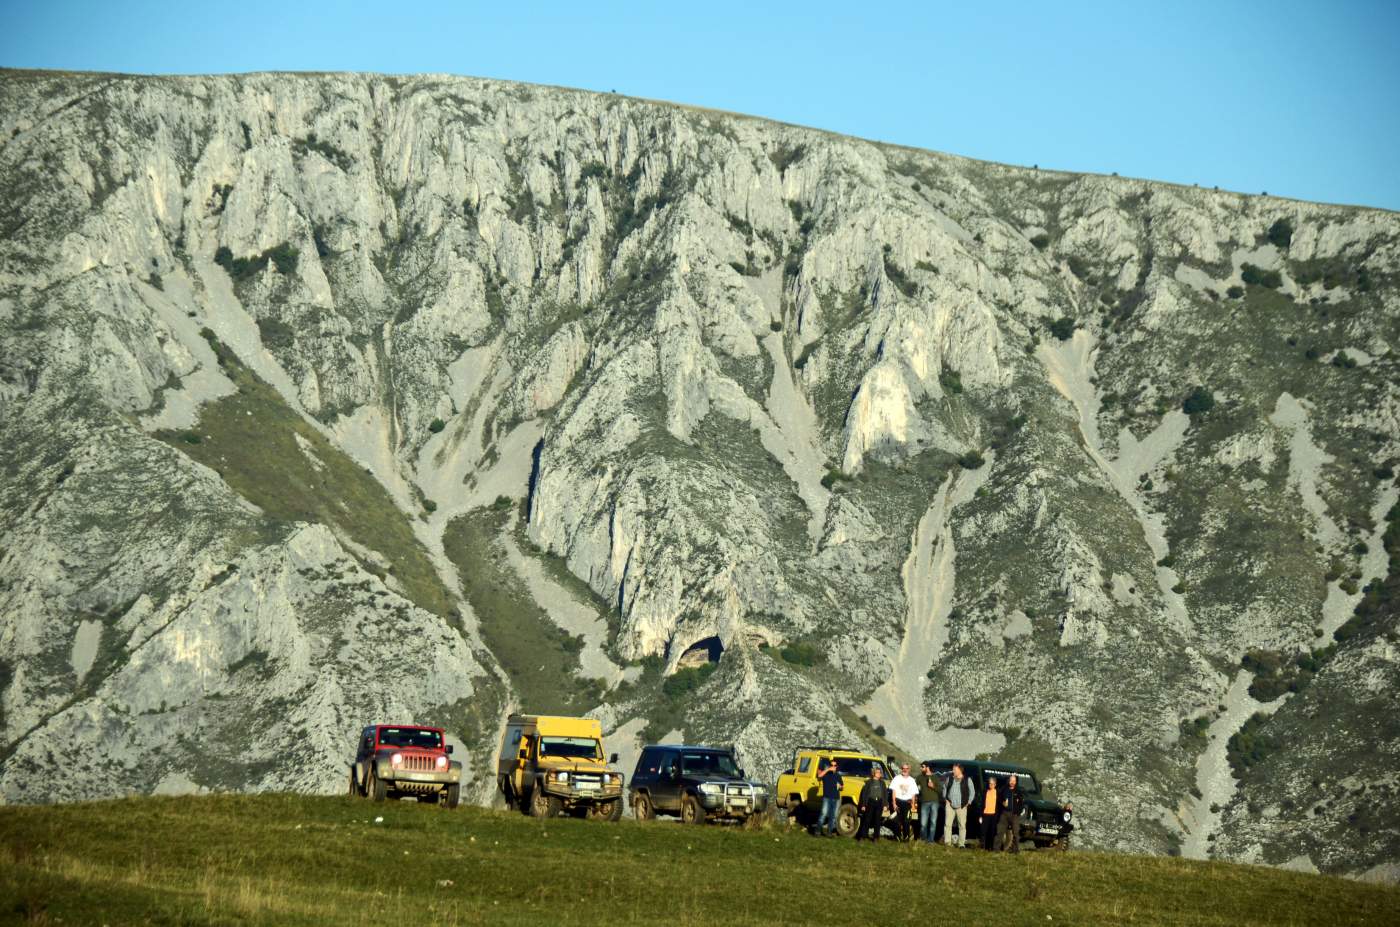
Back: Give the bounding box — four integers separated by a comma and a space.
676, 635, 723, 668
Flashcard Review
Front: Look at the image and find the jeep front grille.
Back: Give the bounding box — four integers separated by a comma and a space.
402, 755, 437, 772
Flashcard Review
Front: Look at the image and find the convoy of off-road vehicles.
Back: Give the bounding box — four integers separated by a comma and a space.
346, 715, 1075, 849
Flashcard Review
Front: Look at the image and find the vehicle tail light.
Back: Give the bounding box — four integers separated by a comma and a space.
436, 755, 448, 769
391, 753, 403, 767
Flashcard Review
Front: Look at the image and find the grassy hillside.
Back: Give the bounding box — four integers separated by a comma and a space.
2, 796, 1396, 926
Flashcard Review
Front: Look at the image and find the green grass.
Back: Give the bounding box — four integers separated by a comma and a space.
442, 504, 600, 715
155, 332, 453, 617
2, 794, 1395, 926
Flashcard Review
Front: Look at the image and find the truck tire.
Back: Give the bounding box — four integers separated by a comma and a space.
836, 803, 859, 837
444, 784, 461, 810
680, 793, 704, 825
587, 799, 622, 822
369, 769, 387, 802
633, 792, 655, 821
530, 786, 562, 819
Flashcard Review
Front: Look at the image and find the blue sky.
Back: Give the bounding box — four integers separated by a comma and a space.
4, 0, 1398, 210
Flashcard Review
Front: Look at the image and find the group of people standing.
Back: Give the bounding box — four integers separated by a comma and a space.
813, 759, 1025, 851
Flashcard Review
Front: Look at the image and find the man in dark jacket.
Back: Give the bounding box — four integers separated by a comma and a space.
854, 764, 889, 842
996, 772, 1025, 852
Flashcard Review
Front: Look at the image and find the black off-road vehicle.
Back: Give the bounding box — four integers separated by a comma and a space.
923, 758, 1073, 848
630, 745, 771, 825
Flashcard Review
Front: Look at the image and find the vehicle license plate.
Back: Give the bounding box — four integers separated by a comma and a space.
1038, 825, 1058, 834
576, 782, 597, 791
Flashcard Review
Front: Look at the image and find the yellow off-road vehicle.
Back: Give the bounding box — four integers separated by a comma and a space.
497, 714, 625, 820
775, 747, 893, 837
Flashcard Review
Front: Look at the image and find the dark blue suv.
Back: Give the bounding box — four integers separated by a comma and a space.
629, 744, 772, 825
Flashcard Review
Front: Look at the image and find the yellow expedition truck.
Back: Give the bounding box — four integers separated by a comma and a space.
775, 747, 893, 837
498, 714, 625, 820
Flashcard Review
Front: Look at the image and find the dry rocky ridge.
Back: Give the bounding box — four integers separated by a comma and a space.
0, 69, 1396, 879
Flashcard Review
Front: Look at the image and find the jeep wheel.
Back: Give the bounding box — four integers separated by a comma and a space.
369, 769, 387, 802
632, 792, 655, 821
835, 803, 859, 837
529, 787, 562, 819
588, 799, 622, 822
444, 784, 461, 810
680, 794, 704, 825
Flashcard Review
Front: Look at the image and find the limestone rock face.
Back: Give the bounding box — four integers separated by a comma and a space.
1, 70, 1398, 877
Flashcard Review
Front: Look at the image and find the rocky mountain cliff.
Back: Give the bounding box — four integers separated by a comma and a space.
1, 70, 1396, 878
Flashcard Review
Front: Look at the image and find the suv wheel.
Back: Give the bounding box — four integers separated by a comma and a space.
443, 784, 461, 810
530, 786, 562, 819
588, 799, 622, 822
369, 769, 387, 802
633, 793, 655, 821
836, 803, 859, 837
680, 794, 704, 825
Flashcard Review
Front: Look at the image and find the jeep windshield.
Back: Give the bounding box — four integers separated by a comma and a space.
378, 728, 442, 749
540, 736, 601, 759
832, 758, 887, 778
680, 752, 740, 778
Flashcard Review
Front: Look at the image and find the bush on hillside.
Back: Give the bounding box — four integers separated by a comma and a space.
1182, 386, 1215, 416
1266, 218, 1294, 249
1048, 316, 1077, 341
957, 450, 986, 470
1240, 263, 1282, 288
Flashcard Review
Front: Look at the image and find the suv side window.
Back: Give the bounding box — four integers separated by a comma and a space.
638, 748, 660, 777
798, 756, 812, 774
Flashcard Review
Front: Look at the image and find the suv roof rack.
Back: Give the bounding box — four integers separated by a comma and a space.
794, 745, 866, 755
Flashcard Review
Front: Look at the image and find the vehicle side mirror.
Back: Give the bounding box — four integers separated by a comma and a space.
446, 745, 454, 755
740, 769, 747, 778
609, 752, 619, 764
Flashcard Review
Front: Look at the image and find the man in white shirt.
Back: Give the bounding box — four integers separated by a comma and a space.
889, 762, 919, 842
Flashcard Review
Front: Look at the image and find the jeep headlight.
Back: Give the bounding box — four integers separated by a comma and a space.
699, 782, 722, 795
550, 771, 568, 782
1062, 809, 1072, 823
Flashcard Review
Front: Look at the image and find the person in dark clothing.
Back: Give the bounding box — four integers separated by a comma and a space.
996, 772, 1025, 852
916, 762, 942, 844
814, 757, 844, 836
854, 765, 889, 842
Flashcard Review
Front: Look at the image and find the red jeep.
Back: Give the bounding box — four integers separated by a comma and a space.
348, 724, 463, 808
